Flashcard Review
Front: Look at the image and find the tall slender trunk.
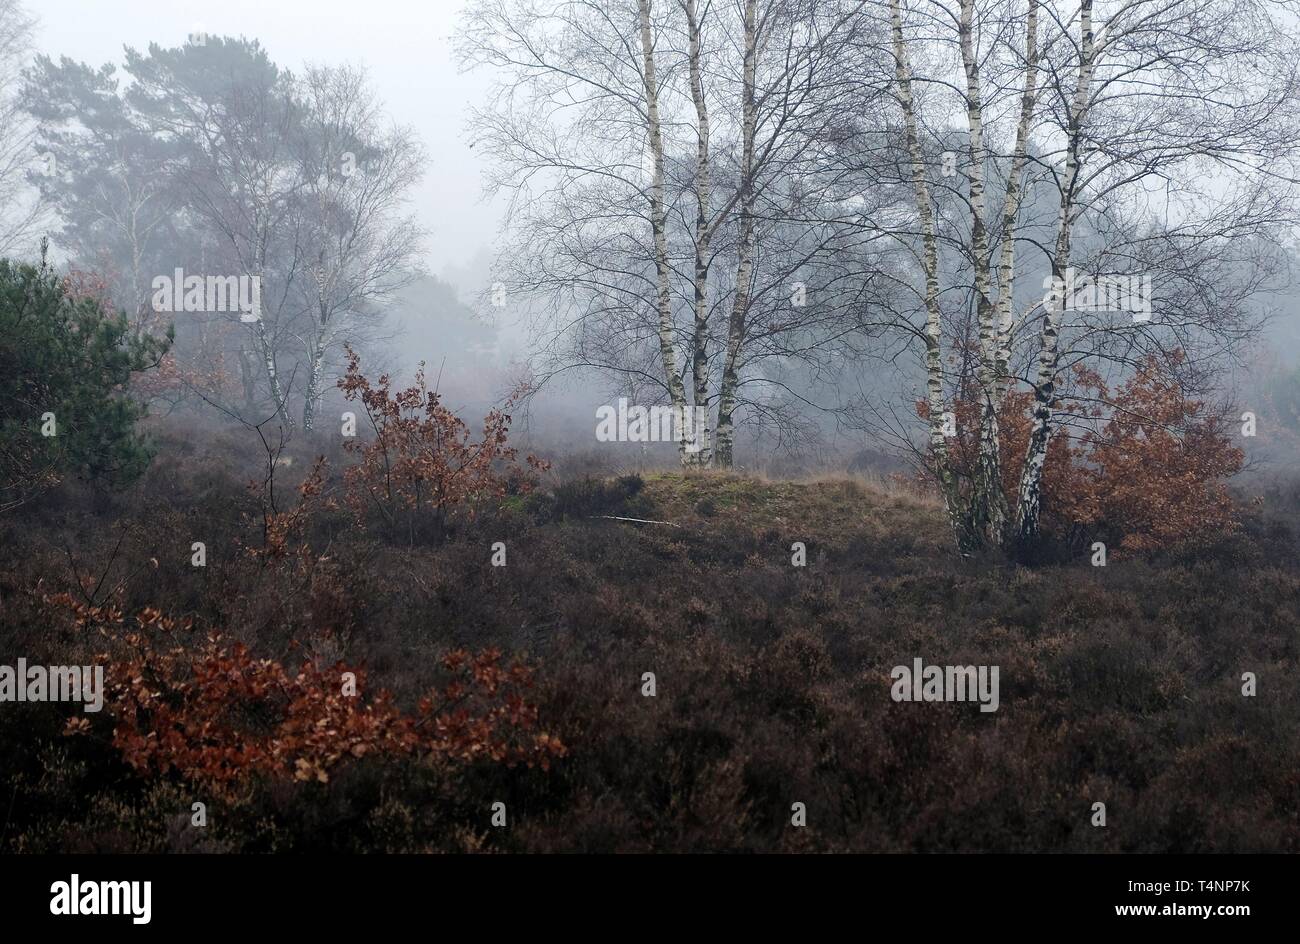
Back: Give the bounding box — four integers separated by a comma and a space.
239, 347, 258, 413
959, 0, 1007, 546
714, 0, 757, 469
301, 303, 329, 432
685, 0, 713, 465
890, 0, 964, 542
636, 0, 690, 460
128, 197, 144, 327
252, 313, 292, 429
249, 223, 293, 428
1015, 0, 1095, 548
994, 0, 1040, 408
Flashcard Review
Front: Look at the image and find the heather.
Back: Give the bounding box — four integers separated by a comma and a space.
2, 424, 1296, 853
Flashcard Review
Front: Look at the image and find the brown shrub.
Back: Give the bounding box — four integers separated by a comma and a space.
43, 595, 565, 798
935, 352, 1243, 554
337, 346, 546, 542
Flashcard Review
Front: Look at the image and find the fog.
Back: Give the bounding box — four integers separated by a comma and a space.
6, 0, 1300, 867
39, 0, 498, 276
15, 0, 1300, 476
28, 0, 647, 461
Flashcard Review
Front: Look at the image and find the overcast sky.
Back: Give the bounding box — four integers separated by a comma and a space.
34, 0, 499, 283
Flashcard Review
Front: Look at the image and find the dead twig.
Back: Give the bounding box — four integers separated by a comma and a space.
589, 515, 680, 527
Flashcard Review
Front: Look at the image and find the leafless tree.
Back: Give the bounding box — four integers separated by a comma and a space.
0, 0, 42, 257
293, 64, 426, 431
855, 0, 1300, 552
129, 39, 308, 428
461, 0, 882, 466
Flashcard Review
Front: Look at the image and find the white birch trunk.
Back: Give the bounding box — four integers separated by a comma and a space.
960, 0, 1008, 546
636, 0, 690, 460
685, 0, 713, 465
993, 0, 1040, 408
1015, 0, 1095, 547
253, 313, 292, 429
890, 0, 964, 541
713, 0, 756, 469
301, 303, 329, 433
249, 220, 293, 428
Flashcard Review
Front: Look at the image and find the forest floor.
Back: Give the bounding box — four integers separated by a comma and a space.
3, 450, 1299, 852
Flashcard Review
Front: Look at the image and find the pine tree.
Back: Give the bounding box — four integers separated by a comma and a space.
0, 251, 171, 510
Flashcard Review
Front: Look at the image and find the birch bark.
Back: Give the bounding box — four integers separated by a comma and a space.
959, 0, 1008, 545
993, 0, 1040, 408
636, 0, 691, 459
890, 0, 964, 540
713, 0, 757, 469
252, 226, 292, 428
1015, 0, 1096, 546
685, 0, 713, 464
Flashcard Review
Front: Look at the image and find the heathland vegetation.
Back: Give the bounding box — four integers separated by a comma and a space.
4, 0, 1300, 854
2, 344, 1297, 849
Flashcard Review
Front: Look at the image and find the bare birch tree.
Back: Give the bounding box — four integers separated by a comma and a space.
1013, 0, 1300, 546
463, 0, 880, 466
461, 0, 695, 453
293, 64, 425, 432
0, 0, 41, 258
128, 37, 307, 428
865, 0, 1300, 553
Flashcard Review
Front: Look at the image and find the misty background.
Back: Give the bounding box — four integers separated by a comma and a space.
9, 0, 1300, 476
16, 0, 758, 469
